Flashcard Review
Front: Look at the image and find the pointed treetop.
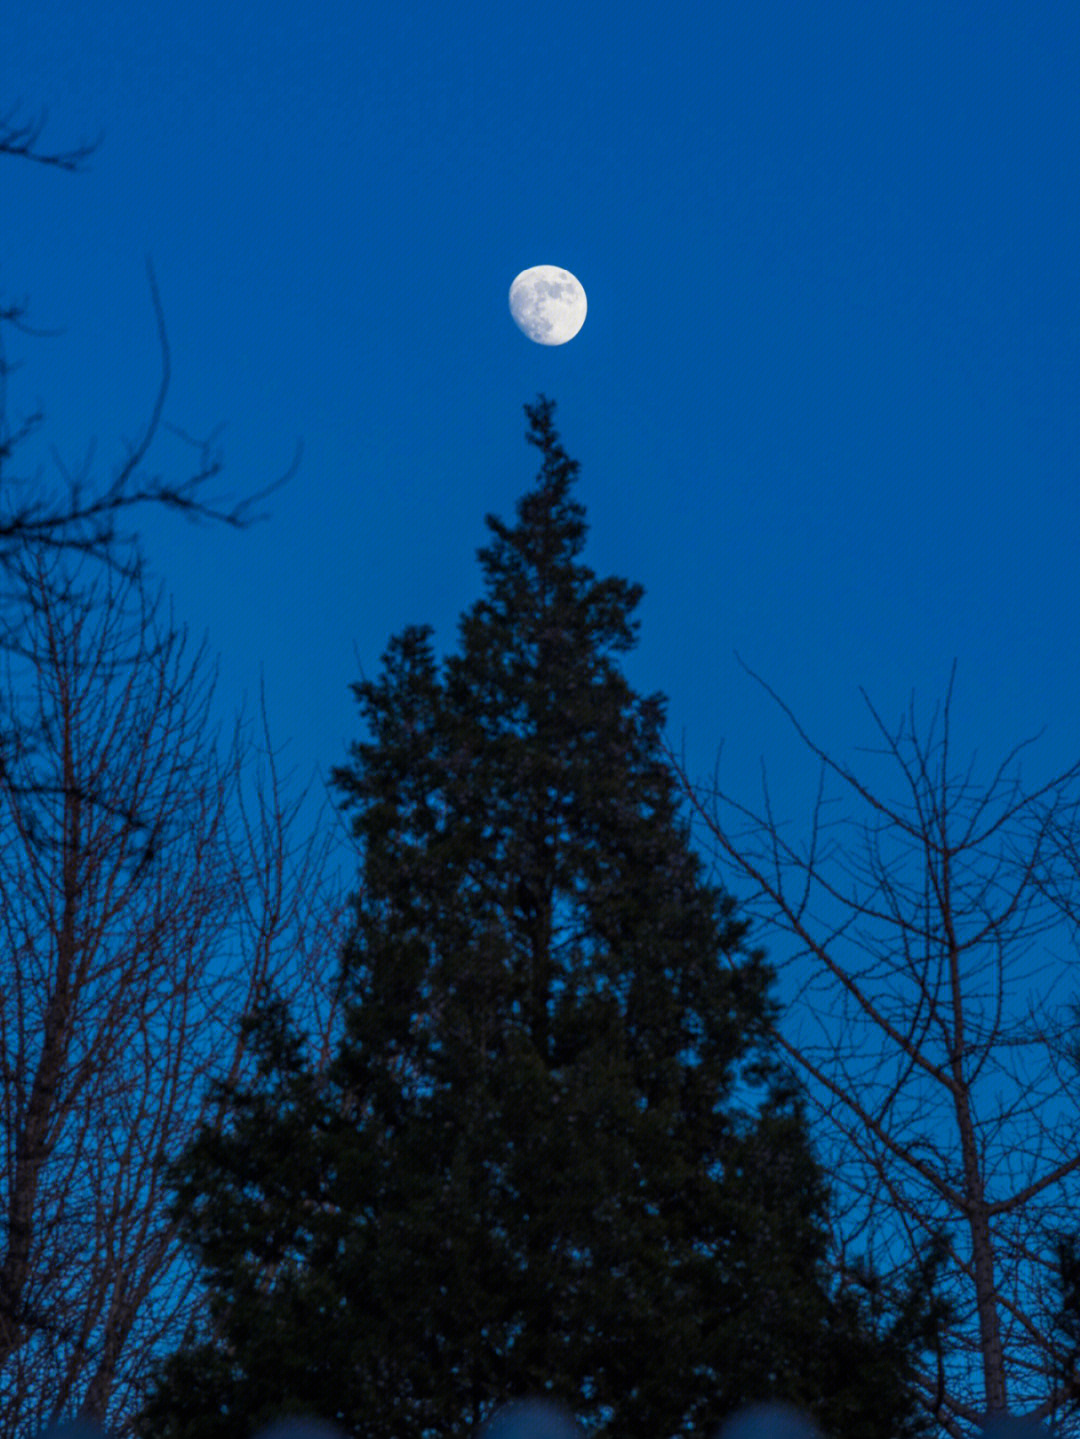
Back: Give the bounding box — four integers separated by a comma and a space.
525, 394, 580, 487
470, 395, 642, 662
480, 395, 585, 565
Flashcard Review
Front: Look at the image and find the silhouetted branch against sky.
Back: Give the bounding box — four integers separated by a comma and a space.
0, 104, 100, 171
668, 663, 1080, 1436
1, 107, 300, 614
0, 551, 345, 1435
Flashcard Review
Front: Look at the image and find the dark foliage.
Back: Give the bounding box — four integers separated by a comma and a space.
138, 400, 944, 1439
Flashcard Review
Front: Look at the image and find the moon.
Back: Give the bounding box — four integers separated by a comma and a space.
509, 266, 587, 345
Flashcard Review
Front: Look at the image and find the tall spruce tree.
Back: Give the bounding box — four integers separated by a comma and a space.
138, 399, 943, 1439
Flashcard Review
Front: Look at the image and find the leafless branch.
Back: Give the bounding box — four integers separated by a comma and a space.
0, 551, 345, 1436
670, 668, 1080, 1436
0, 105, 99, 172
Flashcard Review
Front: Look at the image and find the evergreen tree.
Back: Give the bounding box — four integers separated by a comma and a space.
139, 399, 942, 1439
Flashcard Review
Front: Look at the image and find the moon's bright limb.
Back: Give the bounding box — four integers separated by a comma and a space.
509, 266, 587, 345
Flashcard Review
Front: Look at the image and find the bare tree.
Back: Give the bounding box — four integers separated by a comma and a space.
1, 105, 300, 630
0, 547, 347, 1437
671, 663, 1080, 1437
0, 105, 345, 1436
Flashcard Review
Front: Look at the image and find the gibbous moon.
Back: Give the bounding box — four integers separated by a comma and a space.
509, 266, 587, 345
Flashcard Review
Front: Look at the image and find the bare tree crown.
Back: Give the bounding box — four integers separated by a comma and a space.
673, 661, 1080, 1436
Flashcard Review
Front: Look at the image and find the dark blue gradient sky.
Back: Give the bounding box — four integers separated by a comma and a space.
4, 0, 1080, 879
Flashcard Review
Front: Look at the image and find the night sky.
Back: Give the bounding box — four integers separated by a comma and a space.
4, 0, 1080, 910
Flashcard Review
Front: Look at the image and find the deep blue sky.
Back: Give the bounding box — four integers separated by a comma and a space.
4, 0, 1080, 885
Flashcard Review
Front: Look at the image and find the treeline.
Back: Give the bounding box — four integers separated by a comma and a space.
4, 110, 1080, 1439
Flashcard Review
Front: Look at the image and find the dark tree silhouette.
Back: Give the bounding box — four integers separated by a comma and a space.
1, 106, 335, 1437
139, 399, 945, 1439
0, 547, 346, 1437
